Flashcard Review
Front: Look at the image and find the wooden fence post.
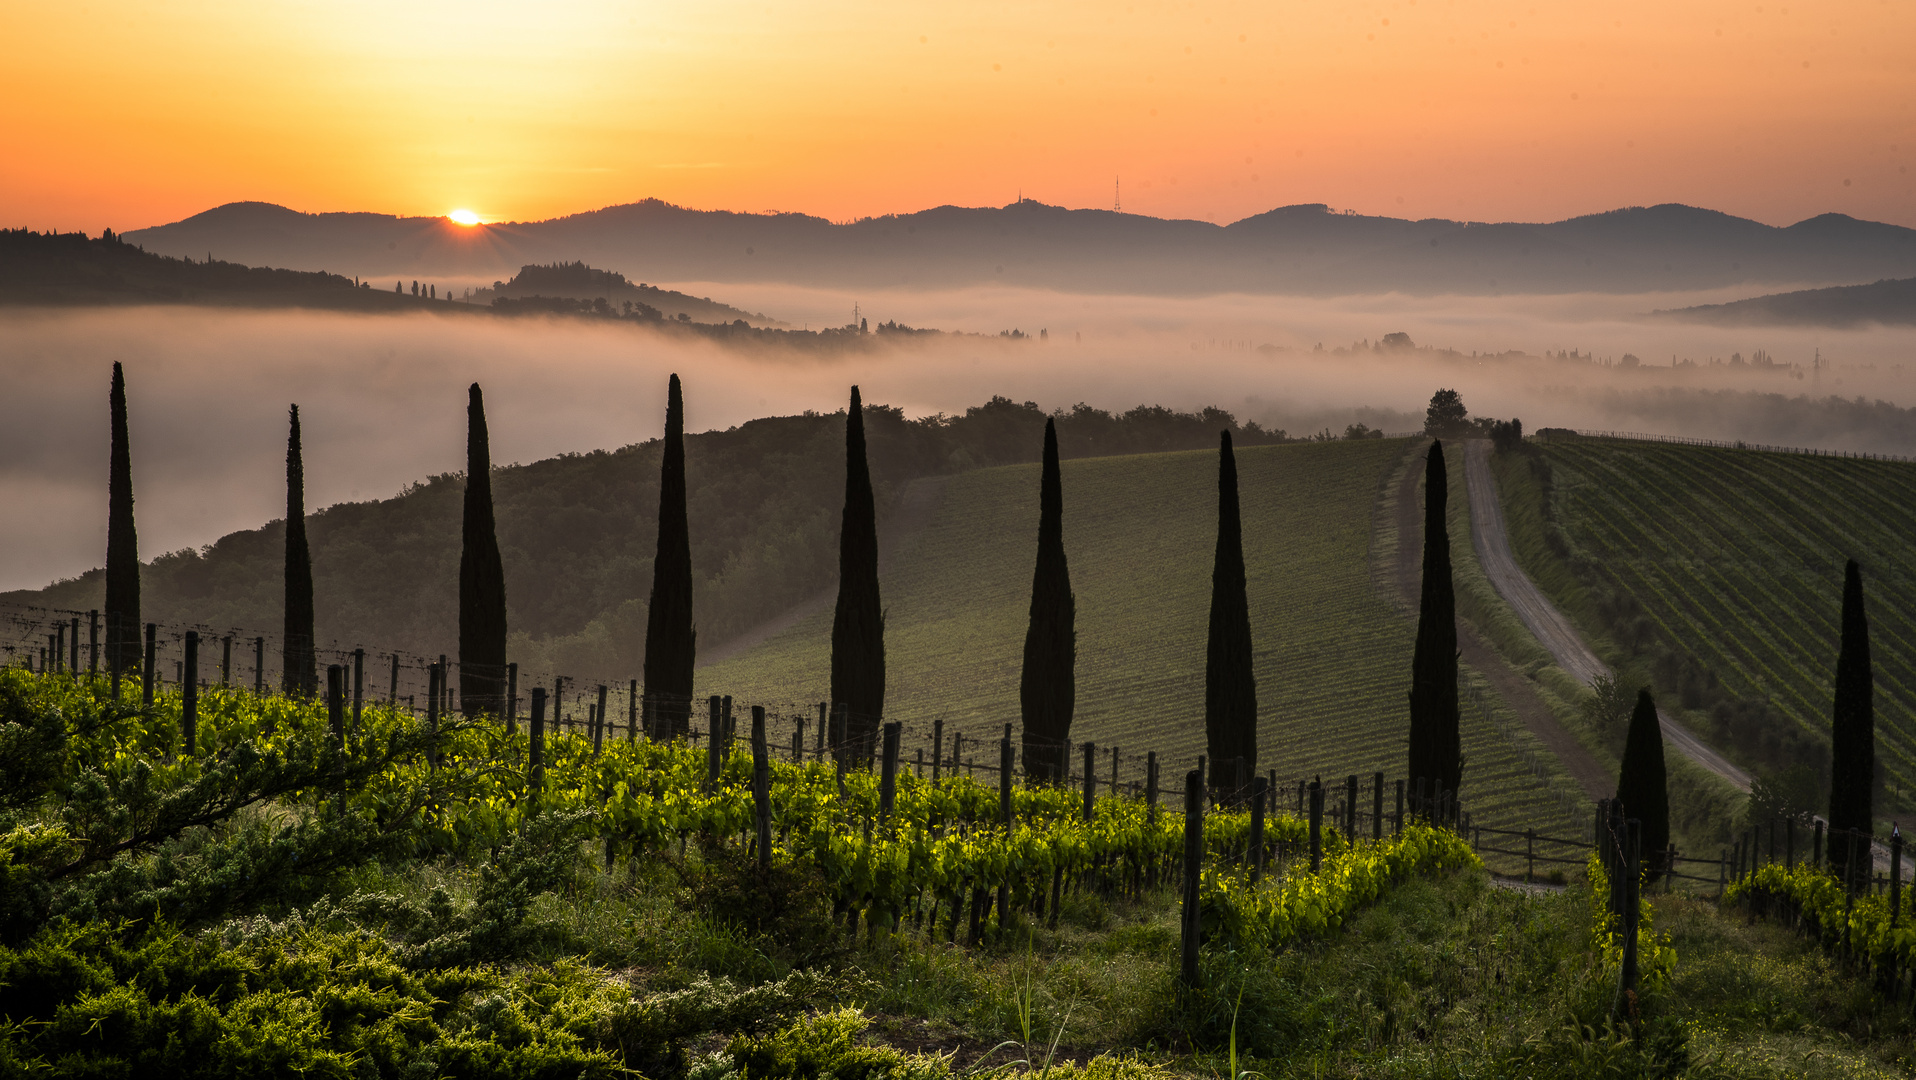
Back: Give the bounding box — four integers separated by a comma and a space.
506, 664, 519, 734
1525, 828, 1535, 885
627, 679, 638, 741
352, 649, 364, 734
1394, 779, 1404, 836
707, 696, 724, 784
882, 721, 904, 824
1110, 745, 1121, 798
1249, 776, 1268, 884
753, 705, 773, 871
142, 622, 157, 707
1180, 769, 1204, 988
594, 684, 609, 755
1345, 774, 1358, 837
815, 702, 827, 758
1892, 828, 1903, 929
218, 633, 231, 687
1309, 777, 1324, 872
529, 687, 546, 801
1146, 751, 1159, 824
439, 655, 451, 716
385, 651, 396, 703
931, 718, 944, 780
997, 725, 1013, 826
793, 717, 805, 763
88, 610, 100, 675
181, 631, 198, 755
1082, 742, 1097, 823
721, 695, 735, 752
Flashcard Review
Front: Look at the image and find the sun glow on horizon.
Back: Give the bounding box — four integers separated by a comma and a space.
448, 209, 481, 226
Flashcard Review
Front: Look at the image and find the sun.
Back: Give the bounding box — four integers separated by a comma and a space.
447, 209, 481, 226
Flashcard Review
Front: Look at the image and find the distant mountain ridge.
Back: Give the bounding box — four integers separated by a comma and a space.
1655, 276, 1916, 328
469, 262, 782, 326
119, 199, 1916, 298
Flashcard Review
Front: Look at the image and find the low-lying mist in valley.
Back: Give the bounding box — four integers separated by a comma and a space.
2, 288, 1912, 598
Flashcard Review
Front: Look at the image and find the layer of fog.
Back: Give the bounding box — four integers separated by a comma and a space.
1, 290, 1911, 593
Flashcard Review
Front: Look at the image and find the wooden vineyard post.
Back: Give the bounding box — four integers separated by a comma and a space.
1813, 820, 1824, 866
219, 634, 232, 687
1309, 777, 1324, 872
327, 664, 345, 811
627, 679, 638, 742
882, 721, 904, 824
931, 718, 944, 780
1372, 772, 1385, 841
352, 649, 364, 734
440, 655, 451, 717
793, 717, 805, 763
1082, 742, 1097, 823
1146, 751, 1159, 824
181, 631, 198, 755
1249, 775, 1268, 884
1179, 769, 1204, 989
142, 622, 156, 707
1717, 848, 1727, 899
1296, 779, 1305, 816
68, 616, 78, 673
1110, 745, 1120, 797
386, 651, 396, 703
815, 702, 827, 758
1525, 828, 1536, 885
425, 662, 441, 771
254, 636, 266, 696
1394, 779, 1405, 836
88, 610, 100, 676
529, 687, 547, 801
506, 664, 519, 734
595, 684, 609, 755
706, 696, 723, 785
752, 705, 773, 871
721, 695, 735, 752
1345, 774, 1358, 837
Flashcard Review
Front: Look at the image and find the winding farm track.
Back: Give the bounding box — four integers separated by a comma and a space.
1461, 440, 1753, 795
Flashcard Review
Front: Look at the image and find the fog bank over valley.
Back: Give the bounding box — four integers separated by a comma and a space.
2, 289, 1912, 593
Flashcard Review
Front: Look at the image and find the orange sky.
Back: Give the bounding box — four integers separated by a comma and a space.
4, 0, 1912, 231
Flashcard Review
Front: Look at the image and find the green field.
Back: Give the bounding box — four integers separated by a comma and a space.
1495, 437, 1916, 810
701, 437, 1582, 838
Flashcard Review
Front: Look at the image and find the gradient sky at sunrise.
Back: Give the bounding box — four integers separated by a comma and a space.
5, 0, 1913, 231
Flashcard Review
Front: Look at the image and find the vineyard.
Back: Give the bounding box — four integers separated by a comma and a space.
700, 437, 1585, 843
1493, 438, 1916, 809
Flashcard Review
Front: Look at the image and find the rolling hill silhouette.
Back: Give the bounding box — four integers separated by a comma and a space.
121, 199, 1916, 298
1655, 275, 1916, 327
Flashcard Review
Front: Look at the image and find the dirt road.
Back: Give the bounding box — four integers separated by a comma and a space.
1461, 440, 1753, 795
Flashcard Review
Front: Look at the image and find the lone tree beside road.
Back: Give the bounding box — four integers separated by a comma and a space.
643, 374, 697, 739
1407, 440, 1462, 807
1020, 417, 1076, 784
1424, 389, 1469, 438
104, 363, 140, 676
459, 383, 508, 718
1828, 559, 1875, 883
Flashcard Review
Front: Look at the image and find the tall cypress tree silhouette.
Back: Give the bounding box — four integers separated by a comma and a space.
282, 405, 316, 699
1205, 430, 1258, 803
104, 362, 140, 676
1828, 558, 1874, 879
1614, 687, 1670, 877
643, 373, 696, 738
830, 385, 885, 764
1020, 417, 1076, 783
459, 383, 508, 718
1407, 440, 1462, 804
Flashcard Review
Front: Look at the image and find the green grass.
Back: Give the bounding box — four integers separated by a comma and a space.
1497, 438, 1916, 811
701, 438, 1581, 842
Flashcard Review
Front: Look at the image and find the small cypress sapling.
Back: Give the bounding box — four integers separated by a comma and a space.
1828, 558, 1875, 879
459, 383, 508, 718
1407, 440, 1462, 804
1614, 687, 1670, 877
1204, 430, 1258, 804
1020, 417, 1076, 784
104, 362, 140, 676
642, 373, 697, 738
283, 405, 316, 699
830, 385, 885, 763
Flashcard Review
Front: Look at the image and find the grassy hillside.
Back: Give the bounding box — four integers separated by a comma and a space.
1494, 436, 1916, 814
702, 437, 1582, 837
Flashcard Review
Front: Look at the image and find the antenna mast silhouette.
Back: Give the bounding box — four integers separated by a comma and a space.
1114, 177, 1121, 212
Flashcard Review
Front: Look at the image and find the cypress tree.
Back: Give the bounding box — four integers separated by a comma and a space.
283, 405, 316, 699
1020, 417, 1076, 784
642, 373, 696, 738
830, 385, 885, 763
1828, 558, 1874, 878
1204, 430, 1258, 804
1614, 687, 1670, 876
104, 362, 140, 676
459, 383, 508, 718
1407, 440, 1462, 802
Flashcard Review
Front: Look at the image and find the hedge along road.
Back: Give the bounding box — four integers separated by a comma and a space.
1461, 439, 1753, 795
